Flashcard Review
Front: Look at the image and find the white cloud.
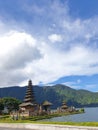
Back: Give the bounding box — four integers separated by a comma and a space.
48, 34, 62, 43
85, 84, 97, 91
77, 79, 81, 84
0, 28, 42, 86
20, 44, 98, 85
1, 25, 98, 86
61, 82, 82, 90
1, 1, 98, 87
0, 30, 41, 69
62, 82, 76, 86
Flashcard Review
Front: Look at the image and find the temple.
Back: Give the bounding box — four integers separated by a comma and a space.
19, 80, 38, 116
10, 80, 78, 119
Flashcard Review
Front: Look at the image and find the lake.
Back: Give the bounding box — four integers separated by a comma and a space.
41, 107, 98, 122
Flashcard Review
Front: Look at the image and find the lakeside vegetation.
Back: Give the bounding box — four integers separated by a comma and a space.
0, 110, 98, 127
0, 110, 83, 122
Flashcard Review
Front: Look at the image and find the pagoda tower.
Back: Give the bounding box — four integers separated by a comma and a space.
19, 80, 37, 116
24, 80, 36, 104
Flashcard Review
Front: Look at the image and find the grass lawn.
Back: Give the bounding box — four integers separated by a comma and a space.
0, 118, 98, 127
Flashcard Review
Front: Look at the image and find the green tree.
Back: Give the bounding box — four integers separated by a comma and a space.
2, 97, 21, 113
0, 98, 4, 114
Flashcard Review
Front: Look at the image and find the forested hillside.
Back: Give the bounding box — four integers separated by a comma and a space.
0, 84, 98, 108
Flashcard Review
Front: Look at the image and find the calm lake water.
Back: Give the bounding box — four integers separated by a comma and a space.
41, 107, 98, 122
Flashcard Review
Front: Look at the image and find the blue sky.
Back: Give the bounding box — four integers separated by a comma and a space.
68, 0, 98, 19
0, 0, 98, 92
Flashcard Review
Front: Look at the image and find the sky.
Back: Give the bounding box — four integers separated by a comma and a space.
0, 0, 98, 91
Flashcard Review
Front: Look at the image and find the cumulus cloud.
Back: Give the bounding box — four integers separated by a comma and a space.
0, 28, 42, 86
0, 31, 41, 69
27, 45, 98, 85
0, 0, 98, 87
48, 34, 62, 43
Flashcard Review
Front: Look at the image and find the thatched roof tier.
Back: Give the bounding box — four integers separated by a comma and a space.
19, 80, 37, 108
42, 100, 52, 106
61, 105, 68, 109
24, 80, 36, 103
19, 102, 37, 107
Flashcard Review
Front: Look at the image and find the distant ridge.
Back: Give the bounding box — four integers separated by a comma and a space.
0, 84, 98, 108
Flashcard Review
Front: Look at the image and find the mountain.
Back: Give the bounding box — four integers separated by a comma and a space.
0, 84, 98, 108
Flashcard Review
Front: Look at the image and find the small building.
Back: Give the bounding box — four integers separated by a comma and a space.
19, 80, 38, 116
61, 101, 68, 110
42, 100, 52, 113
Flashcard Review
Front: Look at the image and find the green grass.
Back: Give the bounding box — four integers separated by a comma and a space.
31, 121, 98, 127
0, 113, 65, 123
0, 118, 98, 127
0, 117, 98, 127
37, 121, 98, 127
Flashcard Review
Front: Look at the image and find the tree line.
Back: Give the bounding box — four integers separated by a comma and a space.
0, 97, 21, 114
